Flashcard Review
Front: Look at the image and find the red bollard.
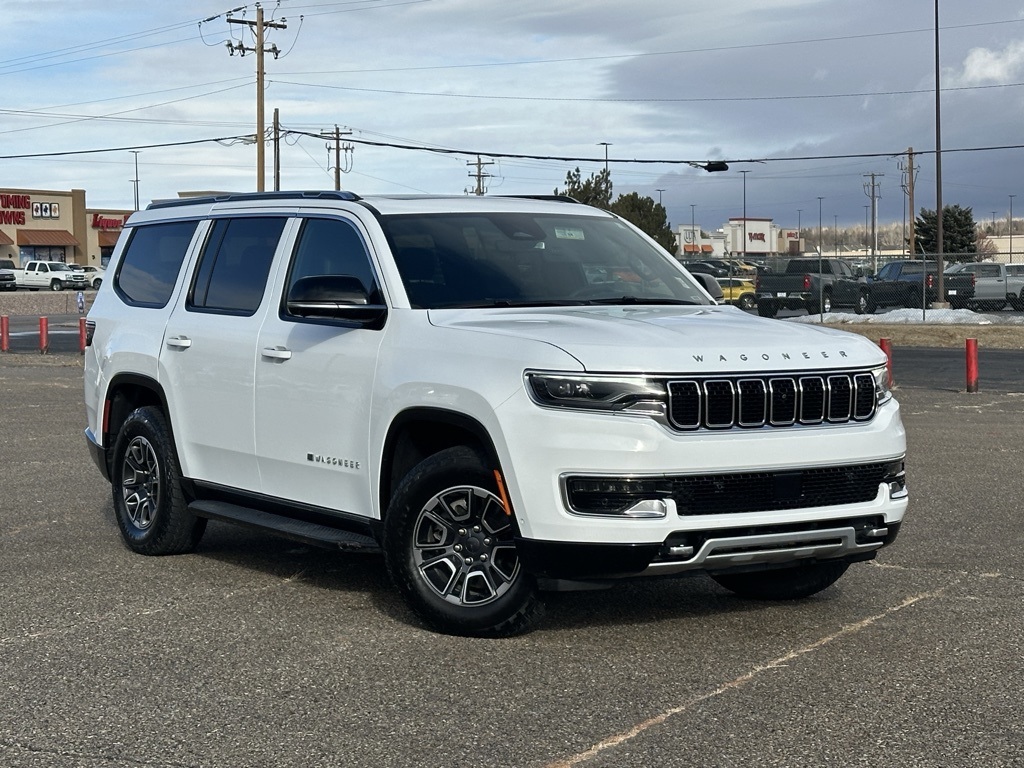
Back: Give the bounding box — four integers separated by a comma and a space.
39, 316, 49, 355
79, 317, 87, 355
0, 315, 8, 353
966, 338, 979, 393
878, 337, 893, 388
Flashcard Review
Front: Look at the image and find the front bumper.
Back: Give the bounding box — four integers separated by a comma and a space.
518, 517, 902, 581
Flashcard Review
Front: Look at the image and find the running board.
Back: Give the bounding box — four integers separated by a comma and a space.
189, 500, 381, 552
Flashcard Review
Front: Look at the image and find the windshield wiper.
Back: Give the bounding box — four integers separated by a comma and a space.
582, 297, 703, 306
434, 299, 591, 309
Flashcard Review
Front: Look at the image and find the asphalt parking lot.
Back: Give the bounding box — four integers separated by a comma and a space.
1, 355, 1022, 767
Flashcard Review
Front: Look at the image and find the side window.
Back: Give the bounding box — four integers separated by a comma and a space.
115, 220, 200, 308
978, 264, 1000, 278
876, 264, 894, 280
281, 217, 382, 319
189, 216, 286, 315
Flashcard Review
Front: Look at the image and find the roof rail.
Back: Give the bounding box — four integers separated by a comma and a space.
498, 195, 581, 204
147, 190, 361, 210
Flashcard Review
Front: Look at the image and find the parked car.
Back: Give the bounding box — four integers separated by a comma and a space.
718, 277, 756, 310
81, 265, 106, 289
754, 258, 866, 316
865, 260, 975, 312
944, 261, 1024, 311
12, 260, 89, 291
84, 190, 906, 637
682, 261, 728, 277
0, 258, 16, 292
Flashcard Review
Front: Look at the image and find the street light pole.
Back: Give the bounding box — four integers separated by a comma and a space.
739, 170, 749, 265
130, 150, 140, 211
818, 197, 824, 321
597, 142, 611, 174
656, 188, 665, 206
1010, 195, 1016, 264
690, 204, 696, 260
797, 209, 802, 255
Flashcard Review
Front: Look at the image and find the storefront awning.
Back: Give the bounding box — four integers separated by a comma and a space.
0, 231, 13, 246
701, 244, 714, 252
682, 244, 700, 253
17, 229, 79, 247
97, 231, 121, 248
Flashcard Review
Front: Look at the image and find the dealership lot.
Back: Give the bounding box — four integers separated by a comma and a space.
1, 358, 1022, 767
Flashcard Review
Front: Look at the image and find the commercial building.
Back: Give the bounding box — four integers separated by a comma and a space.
0, 187, 131, 269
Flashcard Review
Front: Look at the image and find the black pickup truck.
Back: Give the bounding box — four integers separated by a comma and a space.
754, 258, 865, 316
865, 260, 975, 312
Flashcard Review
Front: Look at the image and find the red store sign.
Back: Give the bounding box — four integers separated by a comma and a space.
92, 213, 128, 230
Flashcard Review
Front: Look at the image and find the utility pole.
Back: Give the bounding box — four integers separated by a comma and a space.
862, 173, 883, 273
900, 148, 918, 258
273, 108, 281, 191
227, 7, 286, 192
320, 126, 354, 191
466, 155, 494, 196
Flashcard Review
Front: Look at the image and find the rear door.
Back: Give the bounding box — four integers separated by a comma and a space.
159, 215, 290, 492
254, 214, 387, 518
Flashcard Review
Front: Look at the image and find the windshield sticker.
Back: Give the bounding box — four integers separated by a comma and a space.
554, 228, 585, 241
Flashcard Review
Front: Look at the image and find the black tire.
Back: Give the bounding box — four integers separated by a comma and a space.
50, 279, 63, 292
738, 293, 755, 311
110, 406, 206, 555
950, 298, 967, 310
711, 561, 850, 600
854, 291, 870, 315
383, 446, 543, 637
93, 278, 102, 290
757, 300, 778, 318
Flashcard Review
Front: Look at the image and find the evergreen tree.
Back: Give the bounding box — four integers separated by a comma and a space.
609, 192, 676, 252
556, 168, 674, 252
915, 205, 979, 263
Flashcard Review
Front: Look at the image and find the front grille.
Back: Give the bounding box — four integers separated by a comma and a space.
563, 460, 902, 517
669, 462, 891, 515
668, 371, 876, 431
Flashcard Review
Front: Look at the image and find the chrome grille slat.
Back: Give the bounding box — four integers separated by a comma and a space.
668, 370, 876, 431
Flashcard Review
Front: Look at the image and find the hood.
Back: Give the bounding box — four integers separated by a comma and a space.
429, 305, 885, 373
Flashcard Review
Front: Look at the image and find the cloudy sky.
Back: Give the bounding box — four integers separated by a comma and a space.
3, 0, 1024, 236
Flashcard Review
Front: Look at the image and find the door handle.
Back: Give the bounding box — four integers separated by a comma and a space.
261, 346, 292, 360
166, 335, 192, 349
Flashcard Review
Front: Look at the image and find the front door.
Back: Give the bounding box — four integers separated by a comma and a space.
254, 215, 386, 518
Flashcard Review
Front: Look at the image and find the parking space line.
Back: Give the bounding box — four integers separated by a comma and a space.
546, 585, 952, 768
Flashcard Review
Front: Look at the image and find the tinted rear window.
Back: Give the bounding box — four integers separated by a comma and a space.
115, 220, 200, 307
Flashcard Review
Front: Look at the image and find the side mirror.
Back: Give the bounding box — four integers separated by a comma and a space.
286, 275, 387, 328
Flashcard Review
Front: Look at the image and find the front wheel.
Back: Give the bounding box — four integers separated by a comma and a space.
50, 279, 63, 291
854, 291, 870, 315
110, 406, 206, 555
93, 278, 102, 290
738, 293, 755, 311
383, 446, 542, 637
711, 561, 850, 600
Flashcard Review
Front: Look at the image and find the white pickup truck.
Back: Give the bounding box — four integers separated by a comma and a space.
945, 261, 1024, 311
13, 260, 89, 291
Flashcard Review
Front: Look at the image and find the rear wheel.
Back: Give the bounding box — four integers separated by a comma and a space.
383, 446, 542, 637
711, 561, 850, 600
757, 300, 778, 318
738, 293, 755, 311
111, 406, 206, 555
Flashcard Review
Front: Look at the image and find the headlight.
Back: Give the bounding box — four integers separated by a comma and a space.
872, 364, 893, 406
525, 372, 666, 413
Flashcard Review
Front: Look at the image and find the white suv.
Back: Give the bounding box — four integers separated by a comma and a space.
84, 191, 908, 636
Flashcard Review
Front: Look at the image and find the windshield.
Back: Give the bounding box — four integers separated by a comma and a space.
380, 212, 710, 309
